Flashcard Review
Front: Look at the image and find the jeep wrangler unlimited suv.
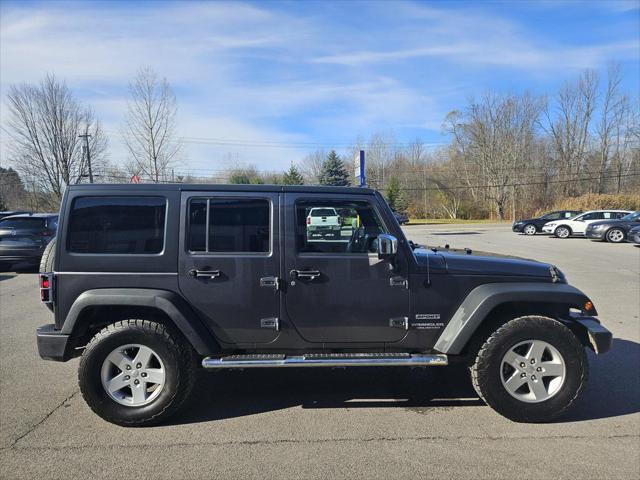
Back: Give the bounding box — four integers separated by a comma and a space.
36, 184, 612, 426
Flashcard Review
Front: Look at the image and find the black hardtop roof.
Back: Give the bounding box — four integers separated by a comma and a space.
66, 183, 378, 195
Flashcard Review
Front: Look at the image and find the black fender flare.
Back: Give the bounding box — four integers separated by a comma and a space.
434, 282, 595, 354
60, 288, 218, 355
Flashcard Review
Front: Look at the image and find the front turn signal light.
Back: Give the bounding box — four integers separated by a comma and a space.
583, 301, 593, 312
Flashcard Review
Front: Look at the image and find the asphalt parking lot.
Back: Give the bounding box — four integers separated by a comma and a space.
1, 224, 638, 479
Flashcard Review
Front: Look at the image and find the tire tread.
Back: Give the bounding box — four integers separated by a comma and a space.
78, 319, 198, 427
470, 315, 588, 422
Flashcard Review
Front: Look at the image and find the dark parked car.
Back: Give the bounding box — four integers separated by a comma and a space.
0, 210, 30, 220
392, 210, 409, 225
36, 184, 610, 426
585, 211, 640, 243
0, 213, 58, 270
628, 225, 640, 245
512, 210, 582, 235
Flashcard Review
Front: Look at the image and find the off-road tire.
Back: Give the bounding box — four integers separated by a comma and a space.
39, 238, 56, 311
78, 319, 198, 427
471, 315, 588, 423
39, 238, 56, 273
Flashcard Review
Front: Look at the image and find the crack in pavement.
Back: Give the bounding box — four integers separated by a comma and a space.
2, 390, 80, 450
4, 433, 638, 452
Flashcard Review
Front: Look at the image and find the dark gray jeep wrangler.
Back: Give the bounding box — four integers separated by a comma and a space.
36, 184, 611, 426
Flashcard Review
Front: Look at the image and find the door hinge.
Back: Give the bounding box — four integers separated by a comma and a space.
260, 317, 279, 330
260, 276, 280, 290
390, 276, 408, 289
389, 317, 409, 330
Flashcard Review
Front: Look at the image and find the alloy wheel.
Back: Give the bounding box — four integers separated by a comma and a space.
524, 224, 536, 235
500, 340, 566, 403
100, 344, 166, 407
607, 229, 624, 243
555, 227, 570, 238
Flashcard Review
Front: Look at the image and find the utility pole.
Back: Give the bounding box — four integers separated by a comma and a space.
78, 132, 94, 183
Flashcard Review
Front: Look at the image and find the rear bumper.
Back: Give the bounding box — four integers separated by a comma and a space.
36, 324, 71, 361
567, 315, 612, 354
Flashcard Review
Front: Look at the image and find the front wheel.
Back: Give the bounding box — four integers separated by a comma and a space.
471, 315, 588, 422
606, 228, 625, 243
78, 319, 198, 426
554, 226, 571, 239
523, 224, 537, 236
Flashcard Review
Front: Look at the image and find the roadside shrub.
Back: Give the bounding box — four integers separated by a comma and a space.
535, 193, 640, 216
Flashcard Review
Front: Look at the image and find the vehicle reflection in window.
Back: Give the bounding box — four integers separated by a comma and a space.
296, 200, 387, 254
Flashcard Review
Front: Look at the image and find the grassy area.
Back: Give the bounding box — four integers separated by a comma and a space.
406, 218, 511, 225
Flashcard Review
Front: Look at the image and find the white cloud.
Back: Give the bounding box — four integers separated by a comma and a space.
0, 0, 638, 174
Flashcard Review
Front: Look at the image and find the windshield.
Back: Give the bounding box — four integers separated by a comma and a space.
621, 211, 640, 221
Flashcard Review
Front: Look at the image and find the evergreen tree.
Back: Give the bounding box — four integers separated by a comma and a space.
318, 150, 350, 186
282, 164, 304, 185
385, 176, 408, 213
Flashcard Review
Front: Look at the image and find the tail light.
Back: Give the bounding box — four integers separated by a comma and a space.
307, 217, 311, 225
40, 273, 53, 303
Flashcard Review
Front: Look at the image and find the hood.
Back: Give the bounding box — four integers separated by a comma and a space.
413, 247, 561, 280
513, 217, 538, 224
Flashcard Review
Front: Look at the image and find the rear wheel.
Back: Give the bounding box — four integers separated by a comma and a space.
523, 224, 537, 235
471, 315, 587, 422
606, 228, 625, 243
554, 226, 571, 239
78, 319, 198, 426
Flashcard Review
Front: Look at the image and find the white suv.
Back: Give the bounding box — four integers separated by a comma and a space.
542, 210, 633, 238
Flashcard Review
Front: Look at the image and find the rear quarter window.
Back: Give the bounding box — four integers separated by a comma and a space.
67, 196, 166, 254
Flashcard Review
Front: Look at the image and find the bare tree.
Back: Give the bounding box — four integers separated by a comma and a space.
447, 93, 542, 219
4, 75, 107, 207
122, 67, 181, 183
543, 70, 598, 195
299, 149, 327, 184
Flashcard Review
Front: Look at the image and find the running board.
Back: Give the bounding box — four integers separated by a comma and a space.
202, 352, 448, 369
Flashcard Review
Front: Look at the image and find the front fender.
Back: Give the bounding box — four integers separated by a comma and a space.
434, 282, 595, 355
60, 288, 218, 355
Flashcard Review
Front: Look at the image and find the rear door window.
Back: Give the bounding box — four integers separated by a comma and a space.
187, 198, 270, 254
67, 197, 166, 254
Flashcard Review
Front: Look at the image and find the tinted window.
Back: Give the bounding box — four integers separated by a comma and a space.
296, 200, 387, 254
188, 198, 270, 253
621, 211, 640, 221
543, 212, 562, 220
0, 218, 46, 229
68, 197, 166, 254
580, 212, 603, 221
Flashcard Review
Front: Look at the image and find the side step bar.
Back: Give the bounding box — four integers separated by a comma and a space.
202, 352, 448, 369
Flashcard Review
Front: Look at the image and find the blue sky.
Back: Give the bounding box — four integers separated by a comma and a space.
1, 0, 639, 174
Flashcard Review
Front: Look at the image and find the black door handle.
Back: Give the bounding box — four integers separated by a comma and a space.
189, 269, 222, 279
290, 269, 321, 281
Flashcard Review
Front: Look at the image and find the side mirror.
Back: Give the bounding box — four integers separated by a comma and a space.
377, 233, 398, 259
